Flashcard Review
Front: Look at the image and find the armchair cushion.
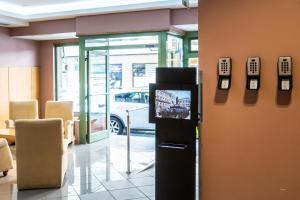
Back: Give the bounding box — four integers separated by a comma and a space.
45, 101, 74, 144
15, 119, 67, 190
0, 138, 13, 172
9, 100, 38, 120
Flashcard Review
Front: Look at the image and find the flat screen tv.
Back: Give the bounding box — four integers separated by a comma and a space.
155, 90, 191, 120
149, 84, 198, 124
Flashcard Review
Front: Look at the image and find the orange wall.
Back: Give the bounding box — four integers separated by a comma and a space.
199, 1, 300, 200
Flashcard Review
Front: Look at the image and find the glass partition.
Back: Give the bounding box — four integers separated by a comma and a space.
167, 35, 183, 67
109, 35, 158, 46
55, 45, 80, 112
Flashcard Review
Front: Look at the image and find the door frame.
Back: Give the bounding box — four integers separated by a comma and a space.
86, 50, 110, 143
79, 31, 184, 144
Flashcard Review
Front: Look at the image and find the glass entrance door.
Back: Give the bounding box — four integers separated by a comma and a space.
87, 50, 109, 143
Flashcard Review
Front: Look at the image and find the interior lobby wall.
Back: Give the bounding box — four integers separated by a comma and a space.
199, 1, 300, 200
0, 27, 39, 128
38, 39, 78, 117
10, 8, 198, 37
0, 27, 38, 67
39, 41, 54, 117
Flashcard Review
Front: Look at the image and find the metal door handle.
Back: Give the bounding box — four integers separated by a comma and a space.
158, 143, 188, 150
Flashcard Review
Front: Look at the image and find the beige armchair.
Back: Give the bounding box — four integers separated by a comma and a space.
15, 119, 68, 190
0, 138, 13, 176
5, 100, 38, 129
45, 101, 74, 144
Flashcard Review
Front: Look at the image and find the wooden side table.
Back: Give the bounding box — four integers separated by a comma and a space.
0, 129, 15, 145
74, 119, 80, 144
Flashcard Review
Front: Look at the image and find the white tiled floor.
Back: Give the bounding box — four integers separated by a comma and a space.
0, 134, 198, 200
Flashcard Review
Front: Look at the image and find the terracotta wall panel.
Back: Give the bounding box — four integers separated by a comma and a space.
199, 1, 300, 200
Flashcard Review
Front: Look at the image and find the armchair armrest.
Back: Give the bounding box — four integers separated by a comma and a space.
64, 120, 74, 144
5, 120, 15, 129
65, 120, 74, 126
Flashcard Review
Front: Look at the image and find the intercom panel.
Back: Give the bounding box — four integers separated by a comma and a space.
247, 57, 260, 76
278, 56, 293, 91
278, 57, 292, 76
218, 58, 231, 76
246, 57, 261, 90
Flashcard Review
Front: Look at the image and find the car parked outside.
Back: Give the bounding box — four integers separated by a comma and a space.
109, 89, 155, 134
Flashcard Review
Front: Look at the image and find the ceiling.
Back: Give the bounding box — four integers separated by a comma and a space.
0, 0, 198, 27
4, 0, 83, 6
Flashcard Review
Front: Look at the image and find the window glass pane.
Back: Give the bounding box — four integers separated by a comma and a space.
167, 35, 183, 67
110, 64, 122, 89
114, 92, 142, 103
109, 35, 158, 46
56, 46, 80, 112
109, 47, 158, 90
132, 63, 156, 88
85, 38, 108, 47
190, 39, 198, 52
188, 57, 199, 67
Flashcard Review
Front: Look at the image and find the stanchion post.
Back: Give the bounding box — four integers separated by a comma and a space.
126, 110, 131, 174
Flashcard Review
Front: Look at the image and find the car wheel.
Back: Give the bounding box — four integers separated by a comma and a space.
110, 116, 124, 135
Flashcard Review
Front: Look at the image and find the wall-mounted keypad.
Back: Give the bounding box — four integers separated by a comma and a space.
218, 58, 231, 76
247, 57, 260, 76
278, 57, 292, 76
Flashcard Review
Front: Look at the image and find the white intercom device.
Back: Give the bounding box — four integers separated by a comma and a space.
246, 57, 261, 90
278, 56, 292, 91
217, 57, 231, 90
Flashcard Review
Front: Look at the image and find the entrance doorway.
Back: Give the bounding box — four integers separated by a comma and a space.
55, 32, 193, 144
80, 33, 162, 143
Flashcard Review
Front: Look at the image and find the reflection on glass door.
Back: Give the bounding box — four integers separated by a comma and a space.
87, 50, 109, 143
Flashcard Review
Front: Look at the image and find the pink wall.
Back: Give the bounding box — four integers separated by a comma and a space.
0, 27, 38, 67
38, 39, 78, 116
7, 8, 198, 114
171, 7, 198, 25
10, 8, 197, 37
76, 9, 170, 35
10, 19, 76, 37
38, 41, 54, 116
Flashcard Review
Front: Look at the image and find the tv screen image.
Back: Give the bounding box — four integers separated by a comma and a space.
155, 90, 191, 120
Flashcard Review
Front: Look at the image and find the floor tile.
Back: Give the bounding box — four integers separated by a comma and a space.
110, 188, 146, 200
93, 168, 125, 182
120, 171, 151, 179
72, 182, 106, 195
44, 186, 77, 199
102, 179, 135, 191
129, 177, 155, 187
0, 134, 198, 200
148, 196, 155, 200
80, 191, 115, 200
46, 196, 80, 200
67, 175, 101, 187
144, 168, 155, 177
138, 185, 155, 197
15, 189, 48, 200
135, 198, 150, 200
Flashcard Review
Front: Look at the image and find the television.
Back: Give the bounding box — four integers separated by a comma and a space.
155, 90, 191, 120
149, 84, 198, 123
